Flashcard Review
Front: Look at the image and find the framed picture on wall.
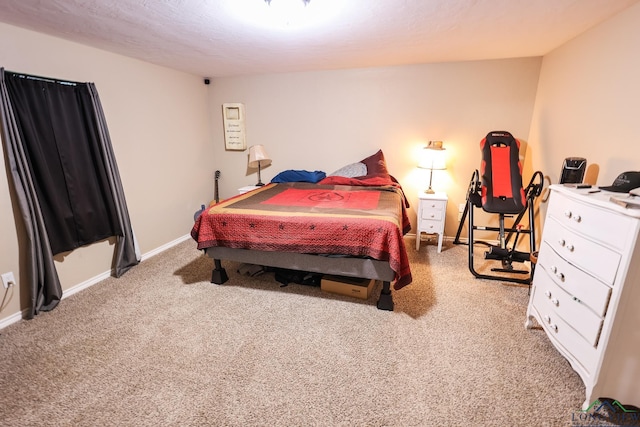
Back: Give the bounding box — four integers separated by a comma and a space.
222, 103, 247, 151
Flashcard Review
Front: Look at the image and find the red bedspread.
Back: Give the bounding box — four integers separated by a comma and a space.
191, 181, 412, 289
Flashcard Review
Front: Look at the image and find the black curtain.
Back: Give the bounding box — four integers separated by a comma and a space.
0, 69, 139, 317
5, 73, 122, 254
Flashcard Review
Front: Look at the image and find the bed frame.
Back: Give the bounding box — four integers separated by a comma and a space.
205, 246, 396, 311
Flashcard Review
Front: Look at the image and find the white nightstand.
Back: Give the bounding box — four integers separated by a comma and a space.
238, 185, 261, 194
416, 192, 448, 252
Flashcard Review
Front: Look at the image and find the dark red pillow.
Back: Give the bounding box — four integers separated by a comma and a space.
359, 149, 389, 176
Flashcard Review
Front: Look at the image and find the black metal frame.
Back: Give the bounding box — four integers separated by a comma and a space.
206, 247, 397, 311
454, 170, 544, 285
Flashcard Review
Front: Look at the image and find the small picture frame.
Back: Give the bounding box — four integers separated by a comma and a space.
222, 103, 247, 151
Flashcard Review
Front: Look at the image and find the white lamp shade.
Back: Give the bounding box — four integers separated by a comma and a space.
418, 141, 446, 170
248, 144, 272, 168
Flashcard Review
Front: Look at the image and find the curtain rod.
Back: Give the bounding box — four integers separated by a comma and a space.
6, 69, 80, 86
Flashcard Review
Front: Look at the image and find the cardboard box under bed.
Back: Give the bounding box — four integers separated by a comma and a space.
321, 275, 376, 300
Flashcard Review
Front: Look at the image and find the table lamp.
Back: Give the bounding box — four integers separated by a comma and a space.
248, 144, 272, 186
418, 141, 446, 194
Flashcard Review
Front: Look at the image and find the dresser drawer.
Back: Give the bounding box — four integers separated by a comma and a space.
533, 267, 604, 347
537, 242, 611, 317
419, 219, 444, 233
547, 191, 634, 251
530, 292, 598, 374
542, 217, 621, 285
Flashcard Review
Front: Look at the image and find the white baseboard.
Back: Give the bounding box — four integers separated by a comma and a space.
0, 310, 25, 330
62, 270, 113, 301
0, 234, 192, 330
140, 234, 191, 262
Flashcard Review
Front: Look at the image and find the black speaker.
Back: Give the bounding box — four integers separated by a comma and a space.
560, 157, 587, 184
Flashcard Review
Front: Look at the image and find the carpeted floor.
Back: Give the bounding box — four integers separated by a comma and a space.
0, 237, 594, 426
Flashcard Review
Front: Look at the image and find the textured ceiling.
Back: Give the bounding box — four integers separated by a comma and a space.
0, 0, 638, 78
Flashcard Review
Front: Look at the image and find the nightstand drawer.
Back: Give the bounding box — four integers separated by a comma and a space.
537, 242, 611, 317
534, 267, 604, 347
542, 217, 621, 285
421, 208, 444, 221
419, 219, 444, 233
421, 200, 446, 213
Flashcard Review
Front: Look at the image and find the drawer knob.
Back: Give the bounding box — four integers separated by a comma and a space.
544, 290, 552, 298
564, 210, 572, 219
550, 266, 558, 274
573, 215, 582, 223
543, 315, 551, 323
558, 239, 566, 247
550, 324, 558, 332
551, 298, 559, 307
566, 244, 575, 252
556, 272, 565, 282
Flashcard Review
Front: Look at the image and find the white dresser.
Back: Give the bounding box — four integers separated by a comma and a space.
416, 192, 448, 252
525, 185, 640, 409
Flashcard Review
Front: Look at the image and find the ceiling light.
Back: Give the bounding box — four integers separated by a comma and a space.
265, 0, 311, 5
224, 0, 342, 32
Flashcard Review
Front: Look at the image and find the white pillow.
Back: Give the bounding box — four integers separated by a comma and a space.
329, 162, 367, 178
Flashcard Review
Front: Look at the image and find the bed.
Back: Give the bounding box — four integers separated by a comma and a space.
191, 150, 413, 310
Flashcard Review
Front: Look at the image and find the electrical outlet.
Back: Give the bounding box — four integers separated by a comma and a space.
2, 272, 16, 289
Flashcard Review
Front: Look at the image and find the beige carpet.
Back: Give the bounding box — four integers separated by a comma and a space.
0, 238, 592, 426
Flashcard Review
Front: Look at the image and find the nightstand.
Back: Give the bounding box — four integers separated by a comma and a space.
416, 192, 448, 252
238, 185, 261, 194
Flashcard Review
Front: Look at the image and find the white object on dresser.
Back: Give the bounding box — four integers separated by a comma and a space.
238, 185, 261, 194
416, 192, 448, 252
525, 184, 640, 410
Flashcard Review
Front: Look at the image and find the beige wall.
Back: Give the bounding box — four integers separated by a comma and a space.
0, 23, 213, 323
528, 2, 640, 188
208, 57, 542, 238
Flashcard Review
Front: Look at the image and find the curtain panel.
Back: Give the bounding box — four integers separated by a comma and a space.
0, 68, 139, 318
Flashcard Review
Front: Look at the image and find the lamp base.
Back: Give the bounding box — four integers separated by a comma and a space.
255, 165, 265, 186
424, 169, 436, 194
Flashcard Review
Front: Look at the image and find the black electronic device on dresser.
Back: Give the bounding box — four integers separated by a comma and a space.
560, 157, 587, 184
